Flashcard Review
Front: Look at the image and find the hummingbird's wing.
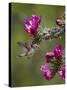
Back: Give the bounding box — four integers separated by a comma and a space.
17, 42, 30, 51
17, 42, 29, 57
17, 42, 26, 48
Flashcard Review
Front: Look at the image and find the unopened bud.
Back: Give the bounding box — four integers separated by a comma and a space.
56, 18, 64, 26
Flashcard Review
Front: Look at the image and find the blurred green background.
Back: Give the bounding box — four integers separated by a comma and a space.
11, 3, 65, 87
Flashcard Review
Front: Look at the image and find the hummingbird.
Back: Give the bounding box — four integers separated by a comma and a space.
17, 42, 39, 57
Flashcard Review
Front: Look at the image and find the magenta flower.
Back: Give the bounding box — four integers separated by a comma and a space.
54, 45, 62, 60
24, 15, 41, 36
45, 45, 63, 63
58, 66, 65, 80
45, 51, 54, 63
40, 65, 53, 80
40, 44, 64, 80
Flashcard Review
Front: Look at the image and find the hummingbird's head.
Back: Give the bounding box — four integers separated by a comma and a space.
31, 44, 39, 49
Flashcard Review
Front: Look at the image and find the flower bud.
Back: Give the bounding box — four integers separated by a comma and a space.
45, 51, 54, 63
56, 18, 64, 26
